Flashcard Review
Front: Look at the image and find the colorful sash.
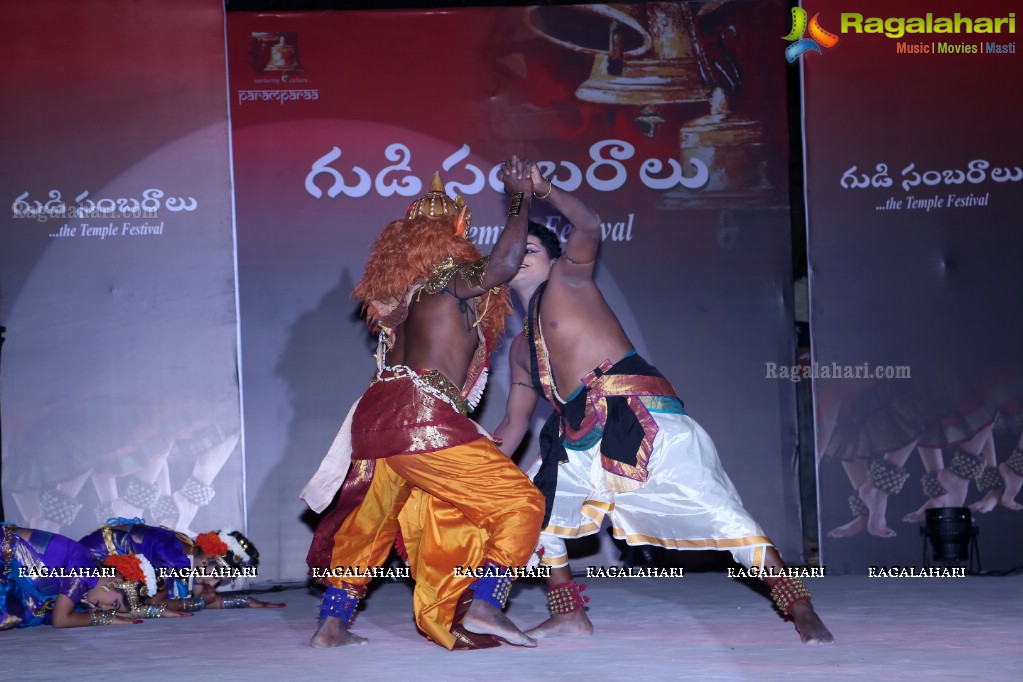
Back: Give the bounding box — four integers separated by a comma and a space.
526, 284, 685, 520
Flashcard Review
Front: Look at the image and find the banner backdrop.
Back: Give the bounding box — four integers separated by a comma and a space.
0, 1, 242, 543
802, 0, 1023, 573
229, 2, 804, 583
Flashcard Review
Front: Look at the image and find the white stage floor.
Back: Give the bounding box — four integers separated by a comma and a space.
5, 572, 1019, 681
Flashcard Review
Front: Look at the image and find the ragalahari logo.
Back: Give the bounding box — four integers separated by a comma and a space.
783, 7, 839, 62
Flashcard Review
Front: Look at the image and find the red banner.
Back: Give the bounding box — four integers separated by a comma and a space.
229, 2, 805, 581
801, 0, 1023, 572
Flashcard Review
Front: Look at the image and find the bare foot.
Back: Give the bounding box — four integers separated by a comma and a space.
905, 468, 971, 521
462, 600, 536, 647
999, 462, 1023, 510
790, 601, 834, 644
938, 468, 970, 506
526, 610, 593, 639
969, 490, 999, 514
827, 515, 865, 539
903, 494, 950, 523
904, 490, 952, 523
903, 502, 937, 524
172, 491, 198, 536
857, 484, 897, 537
310, 616, 367, 648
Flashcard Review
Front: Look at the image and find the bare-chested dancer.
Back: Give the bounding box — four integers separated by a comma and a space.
309, 157, 544, 649
495, 164, 833, 644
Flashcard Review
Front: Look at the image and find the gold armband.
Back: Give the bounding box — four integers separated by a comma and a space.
508, 192, 524, 217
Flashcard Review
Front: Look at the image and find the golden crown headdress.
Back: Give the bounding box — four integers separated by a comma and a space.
405, 172, 471, 238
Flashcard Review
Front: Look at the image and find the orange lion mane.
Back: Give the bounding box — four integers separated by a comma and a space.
352, 215, 512, 347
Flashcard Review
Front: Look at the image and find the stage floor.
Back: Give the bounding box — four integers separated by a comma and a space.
6, 572, 1019, 681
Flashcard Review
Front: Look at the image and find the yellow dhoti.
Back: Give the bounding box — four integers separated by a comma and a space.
327, 438, 543, 649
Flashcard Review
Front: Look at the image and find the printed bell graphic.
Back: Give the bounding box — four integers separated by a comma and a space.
526, 2, 712, 126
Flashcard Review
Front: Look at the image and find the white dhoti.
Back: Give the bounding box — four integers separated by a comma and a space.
531, 410, 773, 570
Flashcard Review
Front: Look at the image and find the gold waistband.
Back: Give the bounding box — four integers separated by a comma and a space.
377, 367, 469, 416
418, 370, 469, 415
2, 525, 15, 577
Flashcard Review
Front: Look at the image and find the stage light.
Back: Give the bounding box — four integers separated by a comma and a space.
921, 507, 979, 570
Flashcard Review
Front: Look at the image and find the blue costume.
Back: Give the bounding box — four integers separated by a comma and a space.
1, 525, 100, 629
79, 522, 193, 599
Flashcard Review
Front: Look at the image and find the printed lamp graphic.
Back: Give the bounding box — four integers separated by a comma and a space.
783, 7, 838, 62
